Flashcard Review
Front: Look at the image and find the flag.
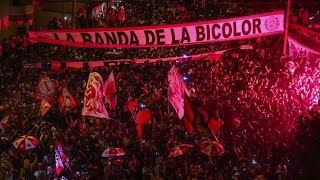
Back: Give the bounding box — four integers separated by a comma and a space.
183, 95, 195, 133
195, 107, 222, 136
82, 72, 109, 119
288, 36, 320, 56
103, 71, 117, 110
54, 141, 70, 176
204, 50, 226, 61
0, 116, 9, 131
34, 76, 58, 103
127, 100, 138, 115
136, 109, 151, 125
136, 109, 152, 140
58, 82, 76, 112
207, 118, 223, 135
119, 6, 125, 22
183, 96, 222, 137
168, 65, 189, 119
40, 99, 52, 116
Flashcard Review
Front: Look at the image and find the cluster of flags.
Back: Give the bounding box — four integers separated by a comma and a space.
121, 65, 224, 140
35, 76, 76, 116
82, 71, 117, 119
168, 65, 223, 138
31, 65, 227, 176
36, 71, 117, 118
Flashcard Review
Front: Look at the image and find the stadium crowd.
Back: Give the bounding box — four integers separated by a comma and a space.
0, 0, 320, 180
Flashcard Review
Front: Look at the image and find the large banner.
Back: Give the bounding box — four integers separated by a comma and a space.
288, 36, 320, 56
28, 11, 284, 48
289, 24, 320, 52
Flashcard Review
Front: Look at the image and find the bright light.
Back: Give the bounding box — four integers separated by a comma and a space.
183, 54, 187, 58
182, 76, 188, 80
252, 160, 257, 165
64, 16, 67, 20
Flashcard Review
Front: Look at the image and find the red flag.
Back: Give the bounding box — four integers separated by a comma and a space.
127, 100, 138, 115
183, 96, 222, 137
82, 72, 109, 119
34, 76, 58, 103
136, 109, 151, 125
119, 6, 125, 22
136, 109, 151, 140
183, 95, 194, 133
103, 71, 117, 110
54, 141, 70, 176
207, 118, 223, 135
58, 82, 76, 112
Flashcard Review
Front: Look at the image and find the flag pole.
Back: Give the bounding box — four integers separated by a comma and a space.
212, 134, 219, 143
283, 0, 291, 56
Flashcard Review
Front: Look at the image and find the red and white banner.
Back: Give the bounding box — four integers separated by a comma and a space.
288, 36, 320, 56
168, 65, 190, 119
289, 24, 320, 53
103, 71, 117, 110
82, 72, 109, 119
54, 141, 70, 176
58, 82, 76, 112
34, 76, 58, 103
28, 11, 284, 48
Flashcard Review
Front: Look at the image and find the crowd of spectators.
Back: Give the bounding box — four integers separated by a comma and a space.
1, 32, 319, 179
1, 0, 320, 180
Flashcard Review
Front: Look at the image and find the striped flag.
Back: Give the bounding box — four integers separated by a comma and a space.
54, 141, 70, 176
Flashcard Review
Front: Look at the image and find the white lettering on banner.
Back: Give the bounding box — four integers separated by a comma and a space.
28, 11, 284, 48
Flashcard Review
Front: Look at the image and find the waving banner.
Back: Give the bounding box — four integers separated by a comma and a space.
288, 36, 320, 56
168, 65, 190, 119
289, 24, 320, 53
82, 72, 109, 119
34, 76, 58, 103
28, 11, 284, 48
54, 141, 70, 176
58, 82, 76, 112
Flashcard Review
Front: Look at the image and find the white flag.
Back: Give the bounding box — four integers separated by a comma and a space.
168, 65, 189, 119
